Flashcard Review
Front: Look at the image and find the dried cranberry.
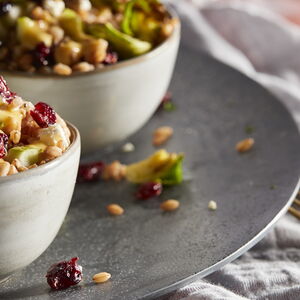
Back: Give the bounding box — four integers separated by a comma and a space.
136, 182, 163, 200
33, 42, 52, 68
0, 76, 16, 104
0, 1, 12, 16
103, 52, 118, 65
78, 161, 105, 182
46, 257, 82, 290
0, 133, 8, 159
30, 102, 57, 128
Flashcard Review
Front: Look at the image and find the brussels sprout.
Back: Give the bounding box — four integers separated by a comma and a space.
6, 143, 46, 167
17, 17, 52, 50
126, 149, 184, 185
59, 8, 87, 41
88, 22, 151, 58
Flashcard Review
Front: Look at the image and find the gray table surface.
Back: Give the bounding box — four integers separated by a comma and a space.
1, 46, 300, 300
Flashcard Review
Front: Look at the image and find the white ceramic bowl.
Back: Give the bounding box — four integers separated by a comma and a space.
0, 124, 80, 282
2, 10, 180, 153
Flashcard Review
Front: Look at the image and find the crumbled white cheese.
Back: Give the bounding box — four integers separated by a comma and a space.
78, 0, 92, 11
208, 200, 217, 211
122, 142, 135, 153
38, 124, 69, 148
43, 0, 65, 17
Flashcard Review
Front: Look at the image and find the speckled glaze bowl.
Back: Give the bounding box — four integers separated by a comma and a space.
2, 9, 180, 153
0, 123, 80, 283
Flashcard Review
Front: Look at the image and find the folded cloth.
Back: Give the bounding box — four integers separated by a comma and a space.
163, 1, 300, 299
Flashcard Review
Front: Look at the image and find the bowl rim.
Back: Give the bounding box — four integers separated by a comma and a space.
0, 6, 180, 79
0, 122, 80, 184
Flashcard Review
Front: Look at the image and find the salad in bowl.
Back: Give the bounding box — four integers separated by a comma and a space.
0, 0, 177, 75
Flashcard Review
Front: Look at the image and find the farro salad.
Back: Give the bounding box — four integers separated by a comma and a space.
0, 0, 177, 75
0, 76, 71, 176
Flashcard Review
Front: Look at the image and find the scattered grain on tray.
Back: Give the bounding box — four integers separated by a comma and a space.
208, 200, 217, 211
160, 199, 180, 212
153, 126, 173, 146
107, 204, 124, 216
53, 63, 72, 76
122, 142, 135, 153
102, 161, 127, 181
235, 138, 254, 153
93, 272, 111, 283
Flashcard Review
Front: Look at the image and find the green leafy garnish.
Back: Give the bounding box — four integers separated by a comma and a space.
163, 101, 176, 112
245, 125, 254, 134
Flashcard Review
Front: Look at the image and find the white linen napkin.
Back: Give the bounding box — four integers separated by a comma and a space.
163, 1, 300, 299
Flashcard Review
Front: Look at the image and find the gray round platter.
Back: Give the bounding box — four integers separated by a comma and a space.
1, 45, 300, 300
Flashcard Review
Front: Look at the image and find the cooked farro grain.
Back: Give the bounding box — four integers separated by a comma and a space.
107, 204, 124, 216
73, 62, 95, 73
93, 272, 111, 283
160, 199, 180, 212
236, 138, 254, 153
53, 63, 72, 76
153, 126, 174, 146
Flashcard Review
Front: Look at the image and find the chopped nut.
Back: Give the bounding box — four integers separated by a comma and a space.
93, 272, 111, 283
153, 126, 173, 146
44, 146, 63, 159
11, 158, 22, 169
9, 130, 21, 144
236, 138, 254, 153
122, 142, 135, 153
8, 164, 18, 175
0, 161, 10, 176
102, 161, 127, 181
160, 199, 180, 212
73, 62, 95, 73
107, 204, 124, 216
28, 164, 38, 169
208, 200, 217, 211
53, 63, 72, 76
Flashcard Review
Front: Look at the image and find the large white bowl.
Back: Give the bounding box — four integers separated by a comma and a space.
3, 12, 180, 153
0, 124, 80, 282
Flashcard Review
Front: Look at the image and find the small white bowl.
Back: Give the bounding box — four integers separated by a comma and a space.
2, 9, 180, 153
0, 123, 80, 282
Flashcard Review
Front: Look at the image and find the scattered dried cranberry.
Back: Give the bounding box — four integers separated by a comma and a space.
78, 161, 105, 182
0, 76, 16, 104
103, 52, 118, 65
0, 133, 8, 159
46, 257, 82, 290
136, 182, 163, 200
33, 42, 52, 68
30, 102, 57, 128
0, 1, 12, 16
